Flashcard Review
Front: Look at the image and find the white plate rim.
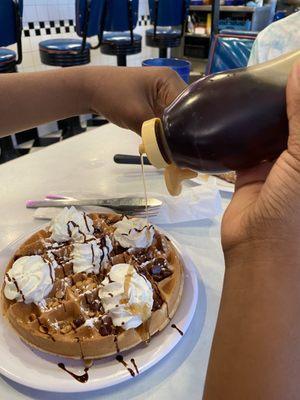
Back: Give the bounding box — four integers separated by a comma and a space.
0, 224, 200, 393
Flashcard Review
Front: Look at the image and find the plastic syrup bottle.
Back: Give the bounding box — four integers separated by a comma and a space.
139, 50, 300, 195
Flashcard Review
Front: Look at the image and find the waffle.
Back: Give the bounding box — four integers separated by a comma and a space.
213, 171, 236, 184
1, 212, 184, 359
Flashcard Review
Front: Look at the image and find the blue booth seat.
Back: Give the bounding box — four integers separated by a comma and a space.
39, 0, 104, 69
0, 48, 17, 73
101, 32, 142, 56
100, 0, 141, 66
39, 39, 91, 67
146, 27, 182, 48
0, 0, 23, 73
206, 31, 257, 75
146, 0, 190, 58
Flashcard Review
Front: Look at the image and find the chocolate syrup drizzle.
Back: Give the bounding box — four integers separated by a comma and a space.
58, 363, 89, 383
114, 335, 120, 353
83, 212, 91, 232
67, 221, 87, 242
91, 243, 95, 267
130, 358, 139, 375
42, 257, 54, 284
116, 355, 135, 377
171, 324, 184, 336
6, 273, 26, 302
121, 225, 154, 237
99, 236, 111, 266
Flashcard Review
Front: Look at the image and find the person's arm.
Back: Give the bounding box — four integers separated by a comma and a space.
204, 62, 300, 399
0, 66, 186, 137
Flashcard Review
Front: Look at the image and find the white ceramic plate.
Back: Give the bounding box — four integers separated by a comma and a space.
0, 227, 201, 393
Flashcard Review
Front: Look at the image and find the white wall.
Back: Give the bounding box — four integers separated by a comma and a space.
23, 0, 75, 23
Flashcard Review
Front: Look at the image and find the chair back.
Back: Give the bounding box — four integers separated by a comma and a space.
206, 31, 257, 74
75, 0, 106, 38
148, 0, 189, 27
0, 0, 23, 47
104, 0, 139, 32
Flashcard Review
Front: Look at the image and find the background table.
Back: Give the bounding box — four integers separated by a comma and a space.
0, 124, 230, 400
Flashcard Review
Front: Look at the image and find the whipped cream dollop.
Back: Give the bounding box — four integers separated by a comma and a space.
98, 263, 153, 330
71, 236, 112, 274
113, 217, 155, 249
4, 255, 56, 304
49, 206, 94, 243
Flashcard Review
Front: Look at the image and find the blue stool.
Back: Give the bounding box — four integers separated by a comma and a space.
146, 0, 190, 58
100, 0, 141, 66
0, 48, 17, 73
0, 0, 23, 73
0, 0, 23, 164
39, 38, 91, 67
39, 0, 105, 138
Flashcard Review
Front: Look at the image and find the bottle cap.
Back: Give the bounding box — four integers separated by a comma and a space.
140, 118, 198, 196
140, 118, 168, 168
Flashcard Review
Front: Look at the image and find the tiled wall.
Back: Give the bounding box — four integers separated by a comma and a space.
8, 0, 157, 73
23, 0, 75, 24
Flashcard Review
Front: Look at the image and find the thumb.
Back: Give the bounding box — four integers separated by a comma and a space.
157, 69, 187, 109
287, 60, 300, 159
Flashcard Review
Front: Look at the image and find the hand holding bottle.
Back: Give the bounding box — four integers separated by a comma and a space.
88, 66, 187, 134
222, 60, 300, 255
204, 61, 300, 399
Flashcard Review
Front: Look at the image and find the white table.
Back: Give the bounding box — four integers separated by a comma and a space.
0, 124, 230, 400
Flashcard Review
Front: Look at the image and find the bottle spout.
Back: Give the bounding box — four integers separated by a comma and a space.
164, 164, 198, 196
140, 118, 198, 196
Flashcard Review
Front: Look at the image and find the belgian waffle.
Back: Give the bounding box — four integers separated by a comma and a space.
1, 213, 184, 359
213, 171, 236, 184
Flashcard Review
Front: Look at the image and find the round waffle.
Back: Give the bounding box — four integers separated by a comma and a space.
1, 213, 184, 360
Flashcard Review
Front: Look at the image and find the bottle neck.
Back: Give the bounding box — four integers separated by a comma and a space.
155, 117, 172, 165
141, 118, 170, 169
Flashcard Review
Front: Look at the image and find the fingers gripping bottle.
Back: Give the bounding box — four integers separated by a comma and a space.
140, 51, 300, 196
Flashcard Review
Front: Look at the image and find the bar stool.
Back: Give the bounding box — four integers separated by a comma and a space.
39, 0, 105, 138
0, 48, 17, 73
100, 0, 141, 66
146, 0, 189, 58
0, 0, 23, 164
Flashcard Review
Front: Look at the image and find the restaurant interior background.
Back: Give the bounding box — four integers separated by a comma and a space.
0, 0, 299, 163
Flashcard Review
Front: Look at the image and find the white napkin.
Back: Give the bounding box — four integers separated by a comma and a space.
149, 184, 222, 224
33, 184, 222, 225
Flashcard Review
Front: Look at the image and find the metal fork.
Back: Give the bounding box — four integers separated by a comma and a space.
26, 197, 162, 216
